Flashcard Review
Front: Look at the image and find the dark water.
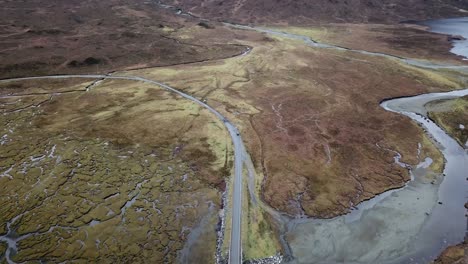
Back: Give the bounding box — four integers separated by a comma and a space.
421, 17, 468, 59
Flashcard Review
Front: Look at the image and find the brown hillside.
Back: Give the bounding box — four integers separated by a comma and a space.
159, 0, 468, 24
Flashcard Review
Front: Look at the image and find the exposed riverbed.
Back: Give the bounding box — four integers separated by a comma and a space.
278, 18, 468, 264
148, 3, 468, 262
283, 88, 468, 264
3, 4, 465, 262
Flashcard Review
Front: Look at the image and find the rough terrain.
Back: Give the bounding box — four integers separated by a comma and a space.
159, 0, 468, 24
0, 78, 231, 262
0, 0, 246, 78
268, 23, 468, 63
130, 29, 460, 219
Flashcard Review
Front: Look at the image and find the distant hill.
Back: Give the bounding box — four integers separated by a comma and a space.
159, 0, 468, 24
0, 0, 246, 78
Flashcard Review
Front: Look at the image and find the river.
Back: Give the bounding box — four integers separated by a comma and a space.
148, 3, 468, 262
275, 18, 468, 264
420, 17, 468, 60
3, 5, 465, 262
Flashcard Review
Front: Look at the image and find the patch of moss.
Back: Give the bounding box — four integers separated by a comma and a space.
242, 167, 280, 260
0, 242, 6, 262
427, 96, 468, 148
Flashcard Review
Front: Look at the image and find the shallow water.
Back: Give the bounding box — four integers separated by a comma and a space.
284, 89, 468, 264
105, 5, 468, 262
280, 18, 468, 264
421, 17, 468, 60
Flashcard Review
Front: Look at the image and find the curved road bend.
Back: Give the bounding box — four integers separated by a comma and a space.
4, 24, 466, 264
0, 74, 245, 264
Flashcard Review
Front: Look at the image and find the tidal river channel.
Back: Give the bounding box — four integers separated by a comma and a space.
420, 17, 468, 60
281, 18, 468, 264
148, 4, 468, 262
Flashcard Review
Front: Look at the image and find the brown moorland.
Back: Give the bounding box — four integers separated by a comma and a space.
0, 0, 246, 79
132, 26, 465, 219
2, 0, 468, 261
270, 23, 468, 64
159, 0, 468, 24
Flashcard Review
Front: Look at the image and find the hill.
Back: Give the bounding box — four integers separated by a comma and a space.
159, 0, 468, 24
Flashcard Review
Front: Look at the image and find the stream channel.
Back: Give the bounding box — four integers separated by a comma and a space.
271, 17, 468, 264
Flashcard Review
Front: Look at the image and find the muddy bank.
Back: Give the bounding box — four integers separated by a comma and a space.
283, 89, 468, 264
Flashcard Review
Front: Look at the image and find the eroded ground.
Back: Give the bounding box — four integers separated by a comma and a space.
0, 78, 232, 262
426, 95, 468, 147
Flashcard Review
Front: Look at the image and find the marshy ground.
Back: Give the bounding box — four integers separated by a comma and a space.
1, 0, 468, 262
0, 78, 231, 263
126, 22, 468, 259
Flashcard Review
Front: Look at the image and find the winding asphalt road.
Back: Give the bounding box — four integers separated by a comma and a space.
6, 18, 466, 264
0, 74, 246, 264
